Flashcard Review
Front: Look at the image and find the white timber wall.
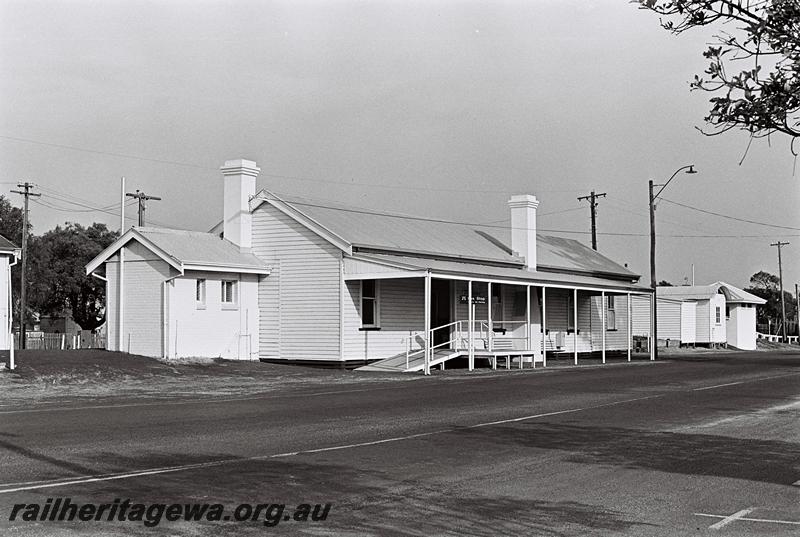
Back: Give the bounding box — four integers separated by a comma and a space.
0, 256, 11, 350
541, 289, 597, 353
681, 302, 697, 344
631, 295, 653, 336
106, 241, 175, 357
587, 294, 631, 351
343, 277, 425, 361
656, 299, 682, 343
106, 257, 118, 351
695, 299, 711, 343
251, 204, 342, 362
167, 271, 259, 360
727, 303, 757, 350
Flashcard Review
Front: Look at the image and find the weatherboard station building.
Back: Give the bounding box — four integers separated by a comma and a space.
87, 159, 653, 373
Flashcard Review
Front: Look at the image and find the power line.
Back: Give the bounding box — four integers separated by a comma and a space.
0, 135, 213, 170
34, 196, 135, 214
33, 184, 170, 227
1, 134, 585, 195
262, 193, 800, 239
660, 198, 800, 231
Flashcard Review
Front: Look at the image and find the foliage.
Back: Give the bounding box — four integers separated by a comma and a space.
0, 195, 31, 319
748, 269, 780, 290
28, 223, 118, 331
745, 270, 796, 326
638, 0, 800, 150
658, 279, 674, 286
0, 195, 27, 246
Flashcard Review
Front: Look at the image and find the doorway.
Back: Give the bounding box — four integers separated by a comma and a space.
430, 279, 451, 347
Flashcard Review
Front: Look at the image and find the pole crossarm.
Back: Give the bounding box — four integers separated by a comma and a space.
577, 191, 607, 251
125, 189, 162, 227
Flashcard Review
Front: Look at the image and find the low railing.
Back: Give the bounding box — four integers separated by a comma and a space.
402, 319, 540, 370
757, 332, 799, 344
479, 320, 529, 351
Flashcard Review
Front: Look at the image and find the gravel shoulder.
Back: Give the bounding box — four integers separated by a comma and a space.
0, 350, 415, 407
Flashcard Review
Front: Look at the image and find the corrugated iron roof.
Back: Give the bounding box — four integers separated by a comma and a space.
657, 282, 766, 304
135, 227, 269, 272
262, 193, 638, 280
0, 234, 18, 252
347, 253, 649, 292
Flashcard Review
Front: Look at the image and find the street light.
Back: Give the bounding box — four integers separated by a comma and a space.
649, 164, 697, 360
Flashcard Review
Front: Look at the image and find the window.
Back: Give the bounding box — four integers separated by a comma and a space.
221, 280, 238, 307
725, 305, 730, 320
361, 280, 379, 328
715, 306, 722, 324
606, 295, 616, 330
196, 279, 206, 308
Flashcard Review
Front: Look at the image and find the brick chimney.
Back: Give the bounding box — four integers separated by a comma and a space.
508, 194, 539, 270
221, 159, 260, 250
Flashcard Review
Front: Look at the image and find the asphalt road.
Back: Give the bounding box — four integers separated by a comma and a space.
1, 352, 799, 536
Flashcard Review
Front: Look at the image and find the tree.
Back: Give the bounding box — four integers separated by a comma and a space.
0, 195, 31, 322
638, 0, 800, 151
745, 270, 796, 327
0, 195, 26, 246
658, 279, 674, 286
748, 269, 779, 291
28, 223, 118, 331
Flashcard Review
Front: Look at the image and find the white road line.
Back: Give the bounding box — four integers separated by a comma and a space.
707, 508, 754, 530
692, 381, 744, 391
0, 393, 664, 495
695, 512, 800, 527
270, 430, 452, 458
739, 517, 800, 526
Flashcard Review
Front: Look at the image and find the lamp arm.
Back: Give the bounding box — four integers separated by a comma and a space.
654, 165, 695, 200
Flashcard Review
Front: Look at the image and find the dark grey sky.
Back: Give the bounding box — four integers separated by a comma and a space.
1, 0, 798, 288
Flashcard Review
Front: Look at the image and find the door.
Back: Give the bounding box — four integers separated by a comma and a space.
430, 279, 451, 347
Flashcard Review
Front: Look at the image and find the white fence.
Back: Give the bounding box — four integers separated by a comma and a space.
13, 332, 106, 350
756, 332, 799, 344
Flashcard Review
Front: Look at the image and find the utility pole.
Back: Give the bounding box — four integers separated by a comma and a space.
125, 189, 161, 227
770, 241, 789, 342
577, 190, 606, 250
795, 283, 799, 339
10, 182, 40, 350
649, 180, 658, 360
648, 165, 697, 361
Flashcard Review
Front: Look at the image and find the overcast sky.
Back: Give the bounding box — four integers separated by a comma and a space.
1, 0, 798, 290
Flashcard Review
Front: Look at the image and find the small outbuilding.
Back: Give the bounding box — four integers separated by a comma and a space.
654, 282, 766, 350
86, 226, 270, 359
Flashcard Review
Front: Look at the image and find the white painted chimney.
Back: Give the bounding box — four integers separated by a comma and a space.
221, 159, 260, 250
508, 194, 539, 270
